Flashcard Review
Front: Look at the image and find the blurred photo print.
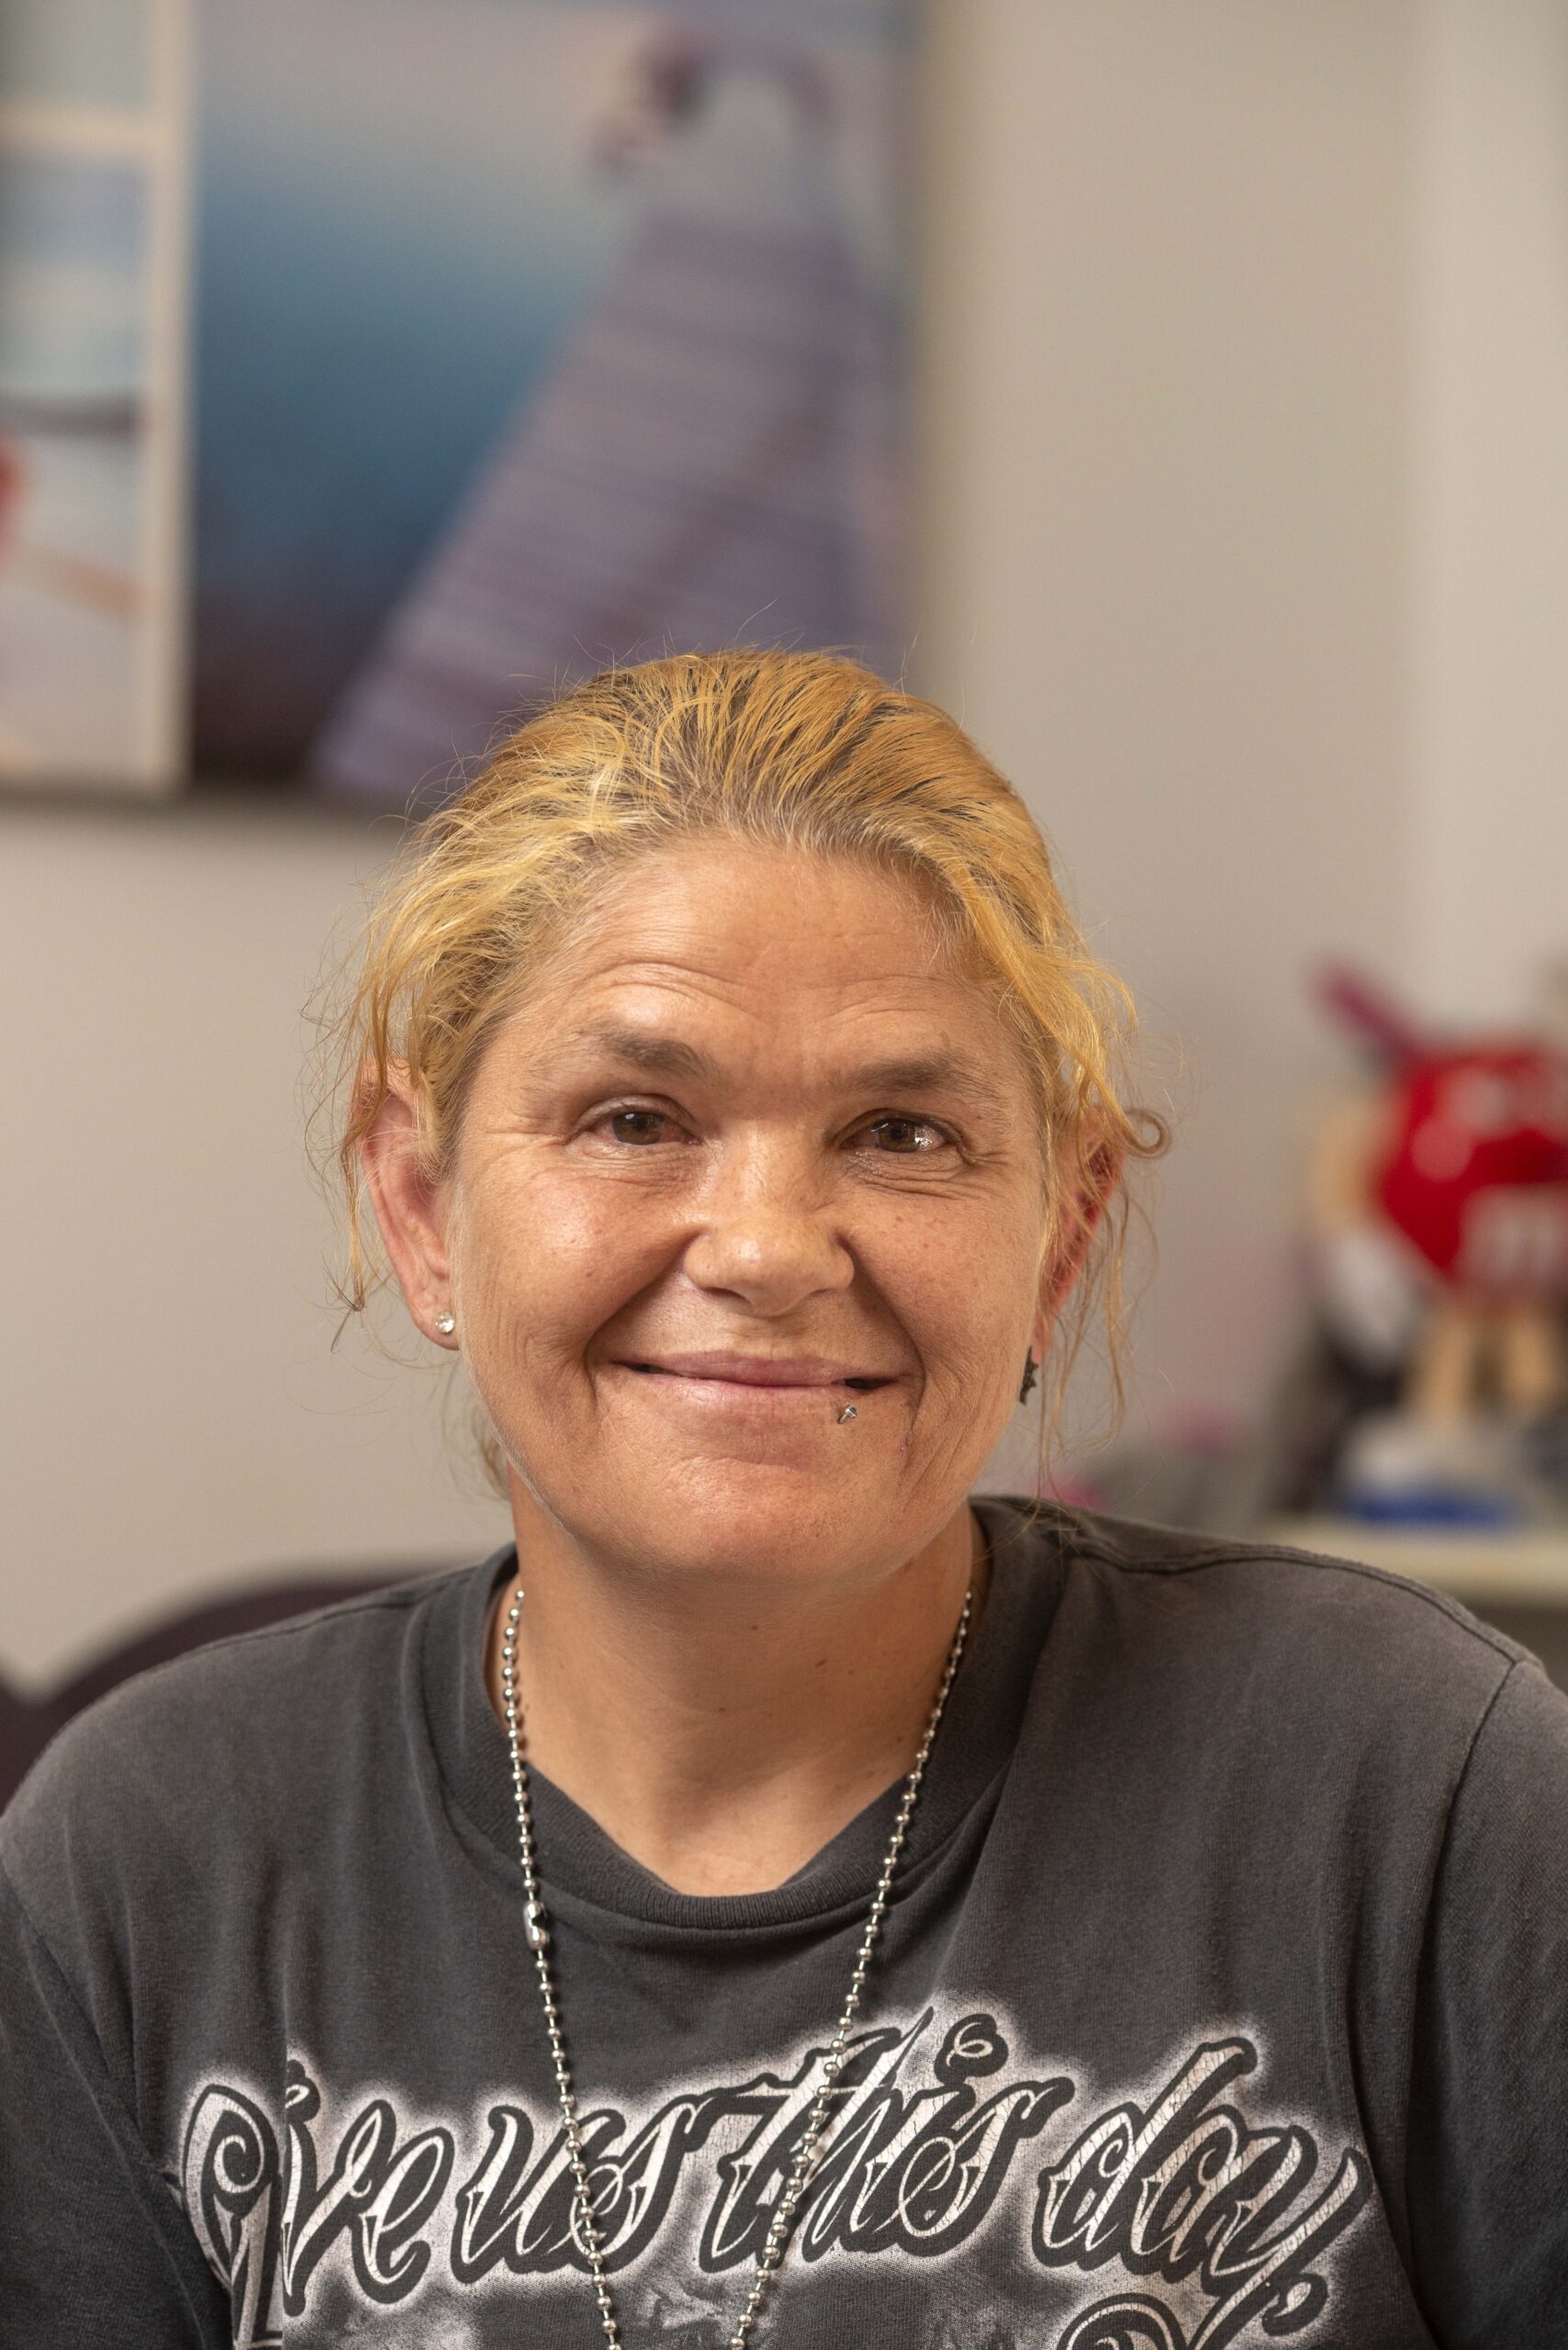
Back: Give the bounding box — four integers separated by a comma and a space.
0, 0, 188, 794
0, 0, 910, 802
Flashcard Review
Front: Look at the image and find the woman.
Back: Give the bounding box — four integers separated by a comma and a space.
3, 651, 1565, 2347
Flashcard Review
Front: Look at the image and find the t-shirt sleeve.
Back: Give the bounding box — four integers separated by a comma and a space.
1405, 1656, 1568, 2342
0, 1861, 230, 2348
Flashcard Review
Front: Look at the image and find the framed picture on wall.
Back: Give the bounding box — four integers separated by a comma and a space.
0, 0, 911, 806
0, 0, 190, 795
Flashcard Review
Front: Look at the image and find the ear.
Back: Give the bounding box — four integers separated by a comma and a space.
356, 1059, 459, 1348
1028, 1134, 1124, 1363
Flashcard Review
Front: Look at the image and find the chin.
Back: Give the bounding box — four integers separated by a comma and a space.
602, 1469, 880, 1584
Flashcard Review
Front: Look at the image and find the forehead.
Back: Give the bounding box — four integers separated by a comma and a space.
497, 840, 1030, 1096
531, 840, 976, 1007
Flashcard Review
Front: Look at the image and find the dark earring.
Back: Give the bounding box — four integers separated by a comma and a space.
1018, 1351, 1038, 1404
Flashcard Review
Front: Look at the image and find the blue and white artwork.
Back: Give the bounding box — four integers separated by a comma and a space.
194, 0, 911, 802
0, 0, 909, 800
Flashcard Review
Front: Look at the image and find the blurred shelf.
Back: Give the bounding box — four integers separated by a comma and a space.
1263, 1518, 1568, 1604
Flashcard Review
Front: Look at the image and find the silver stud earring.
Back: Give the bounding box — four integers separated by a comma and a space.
434, 1311, 456, 1337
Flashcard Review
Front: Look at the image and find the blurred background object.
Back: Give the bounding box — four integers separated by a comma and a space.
0, 0, 906, 801
312, 22, 902, 804
0, 0, 188, 790
1304, 963, 1568, 1527
1069, 960, 1568, 1689
6, 0, 1568, 1731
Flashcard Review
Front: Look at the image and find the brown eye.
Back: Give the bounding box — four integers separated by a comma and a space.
861, 1116, 949, 1154
604, 1108, 675, 1145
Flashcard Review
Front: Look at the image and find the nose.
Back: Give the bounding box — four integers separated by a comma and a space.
678, 1139, 856, 1315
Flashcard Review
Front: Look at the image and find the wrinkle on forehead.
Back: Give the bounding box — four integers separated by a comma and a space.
475, 837, 1055, 1188
539, 836, 965, 990
505, 943, 1025, 1104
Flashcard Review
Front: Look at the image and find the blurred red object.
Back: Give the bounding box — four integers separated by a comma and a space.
1311, 965, 1568, 1438
1375, 1042, 1568, 1296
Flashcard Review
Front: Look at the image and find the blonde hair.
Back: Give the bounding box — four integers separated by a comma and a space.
314, 649, 1169, 1498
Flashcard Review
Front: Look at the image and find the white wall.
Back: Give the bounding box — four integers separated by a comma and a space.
1, 800, 509, 1687
927, 0, 1415, 1470
1410, 0, 1568, 1027
6, 0, 1564, 1682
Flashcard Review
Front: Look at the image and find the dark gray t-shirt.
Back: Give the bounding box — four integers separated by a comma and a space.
4, 1496, 1567, 2348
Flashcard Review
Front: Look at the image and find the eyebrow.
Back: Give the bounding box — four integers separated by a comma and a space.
564, 1026, 711, 1082
559, 1024, 1010, 1114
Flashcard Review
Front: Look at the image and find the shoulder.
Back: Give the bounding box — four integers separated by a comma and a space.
983, 1492, 1550, 1762
982, 1496, 1568, 1899
1062, 1497, 1521, 1653
6, 1572, 446, 1816
0, 1564, 477, 1953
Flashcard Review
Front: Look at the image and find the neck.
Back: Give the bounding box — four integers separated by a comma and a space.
484, 1495, 988, 1897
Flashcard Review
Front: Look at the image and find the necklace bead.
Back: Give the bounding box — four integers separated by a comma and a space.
498, 1571, 972, 2350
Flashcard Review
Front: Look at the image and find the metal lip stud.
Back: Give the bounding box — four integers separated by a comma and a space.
835, 1403, 857, 1424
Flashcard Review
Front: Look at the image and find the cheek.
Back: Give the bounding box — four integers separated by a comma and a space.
859, 1204, 1036, 1371
460, 1167, 664, 1351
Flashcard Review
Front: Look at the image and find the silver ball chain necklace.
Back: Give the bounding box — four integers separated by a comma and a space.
498, 1575, 974, 2350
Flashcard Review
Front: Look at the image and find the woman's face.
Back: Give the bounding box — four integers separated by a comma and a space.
397, 840, 1073, 1588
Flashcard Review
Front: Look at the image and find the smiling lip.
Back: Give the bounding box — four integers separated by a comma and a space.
617, 1353, 892, 1389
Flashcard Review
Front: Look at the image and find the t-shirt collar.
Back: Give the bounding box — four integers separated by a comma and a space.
421, 1494, 1064, 1936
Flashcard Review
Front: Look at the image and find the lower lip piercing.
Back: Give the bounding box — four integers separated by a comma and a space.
836, 1404, 857, 1424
